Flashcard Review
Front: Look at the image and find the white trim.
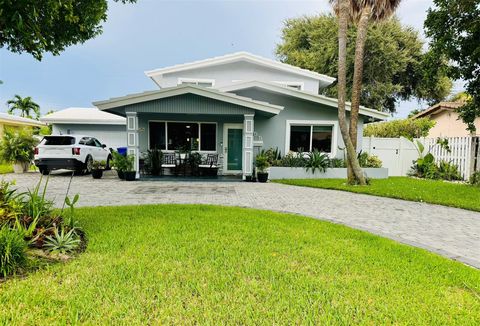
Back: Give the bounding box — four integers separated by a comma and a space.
93, 84, 283, 115
127, 116, 136, 130
223, 123, 243, 174
285, 120, 338, 158
273, 81, 304, 91
220, 81, 389, 121
147, 120, 218, 152
177, 78, 215, 87
144, 52, 335, 85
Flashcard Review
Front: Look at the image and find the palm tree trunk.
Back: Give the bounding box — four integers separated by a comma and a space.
337, 0, 367, 186
347, 6, 372, 184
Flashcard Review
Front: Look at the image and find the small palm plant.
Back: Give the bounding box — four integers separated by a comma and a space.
305, 150, 330, 174
43, 228, 80, 254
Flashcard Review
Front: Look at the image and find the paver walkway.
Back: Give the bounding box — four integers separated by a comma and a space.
3, 171, 480, 268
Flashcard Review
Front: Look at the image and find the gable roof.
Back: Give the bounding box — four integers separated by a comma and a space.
0, 112, 45, 127
220, 80, 390, 121
40, 108, 126, 125
411, 102, 464, 119
93, 84, 284, 115
145, 52, 335, 86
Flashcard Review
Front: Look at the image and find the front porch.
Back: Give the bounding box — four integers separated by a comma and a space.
93, 85, 283, 180
126, 112, 256, 179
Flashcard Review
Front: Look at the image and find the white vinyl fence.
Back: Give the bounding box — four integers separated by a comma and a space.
362, 136, 480, 180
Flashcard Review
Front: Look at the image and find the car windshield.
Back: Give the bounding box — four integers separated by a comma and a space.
42, 136, 76, 146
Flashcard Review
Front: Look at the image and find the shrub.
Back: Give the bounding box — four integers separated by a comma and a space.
43, 228, 80, 254
255, 154, 270, 173
470, 171, 480, 186
259, 148, 282, 166
112, 152, 135, 172
277, 152, 306, 167
92, 160, 106, 170
437, 161, 462, 181
358, 152, 382, 168
363, 118, 435, 139
330, 158, 346, 168
305, 150, 330, 174
144, 148, 163, 176
0, 227, 27, 277
0, 128, 38, 163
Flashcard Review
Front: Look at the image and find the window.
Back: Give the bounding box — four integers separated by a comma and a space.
200, 123, 216, 151
178, 78, 214, 87
42, 136, 75, 146
289, 124, 333, 153
168, 122, 199, 151
149, 121, 216, 151
274, 81, 303, 91
149, 122, 166, 150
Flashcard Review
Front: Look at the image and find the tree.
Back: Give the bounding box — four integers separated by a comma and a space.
425, 0, 480, 133
276, 15, 452, 113
331, 0, 367, 185
339, 0, 402, 184
7, 95, 40, 119
0, 0, 136, 60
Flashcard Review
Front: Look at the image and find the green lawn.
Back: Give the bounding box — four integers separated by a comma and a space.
274, 177, 480, 212
0, 205, 478, 324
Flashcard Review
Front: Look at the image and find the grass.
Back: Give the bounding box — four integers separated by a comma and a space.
274, 177, 480, 212
0, 163, 13, 174
0, 205, 479, 324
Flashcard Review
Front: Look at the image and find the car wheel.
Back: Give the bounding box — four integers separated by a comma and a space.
39, 167, 49, 175
105, 155, 112, 170
84, 155, 93, 174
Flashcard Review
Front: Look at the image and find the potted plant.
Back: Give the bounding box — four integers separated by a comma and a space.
123, 154, 137, 181
255, 154, 270, 183
0, 128, 37, 173
91, 160, 106, 179
112, 151, 127, 179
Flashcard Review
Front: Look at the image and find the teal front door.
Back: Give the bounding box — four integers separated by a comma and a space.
224, 124, 243, 173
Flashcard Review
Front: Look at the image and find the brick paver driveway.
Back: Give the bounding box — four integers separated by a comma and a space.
3, 171, 480, 268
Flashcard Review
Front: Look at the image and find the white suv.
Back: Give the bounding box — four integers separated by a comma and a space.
34, 135, 112, 175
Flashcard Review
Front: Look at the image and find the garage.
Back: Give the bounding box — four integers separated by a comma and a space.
41, 107, 126, 150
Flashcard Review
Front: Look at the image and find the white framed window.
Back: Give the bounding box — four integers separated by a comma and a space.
285, 120, 338, 157
148, 121, 217, 152
273, 81, 304, 91
178, 78, 215, 88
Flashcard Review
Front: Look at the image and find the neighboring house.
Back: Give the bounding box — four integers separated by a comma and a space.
93, 52, 389, 178
412, 102, 480, 137
40, 107, 126, 149
0, 112, 45, 134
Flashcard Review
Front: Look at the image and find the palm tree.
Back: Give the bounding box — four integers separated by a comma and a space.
6, 95, 40, 120
330, 0, 367, 185
330, 0, 401, 184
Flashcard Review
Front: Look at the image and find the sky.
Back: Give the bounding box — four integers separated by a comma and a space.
0, 0, 461, 118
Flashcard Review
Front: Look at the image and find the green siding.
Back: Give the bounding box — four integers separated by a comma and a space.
124, 94, 254, 115
232, 89, 364, 159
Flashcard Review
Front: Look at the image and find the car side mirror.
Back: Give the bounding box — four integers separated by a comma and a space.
102, 144, 107, 148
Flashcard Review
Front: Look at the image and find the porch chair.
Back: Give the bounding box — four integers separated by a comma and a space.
199, 154, 219, 176
161, 153, 177, 176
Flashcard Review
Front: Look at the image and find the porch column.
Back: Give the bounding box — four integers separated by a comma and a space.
126, 111, 140, 179
243, 114, 255, 179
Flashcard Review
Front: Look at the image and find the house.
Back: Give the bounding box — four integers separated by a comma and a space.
412, 102, 480, 137
41, 107, 127, 149
93, 52, 389, 178
0, 112, 45, 134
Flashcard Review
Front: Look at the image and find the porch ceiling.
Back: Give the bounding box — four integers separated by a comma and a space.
93, 84, 283, 117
